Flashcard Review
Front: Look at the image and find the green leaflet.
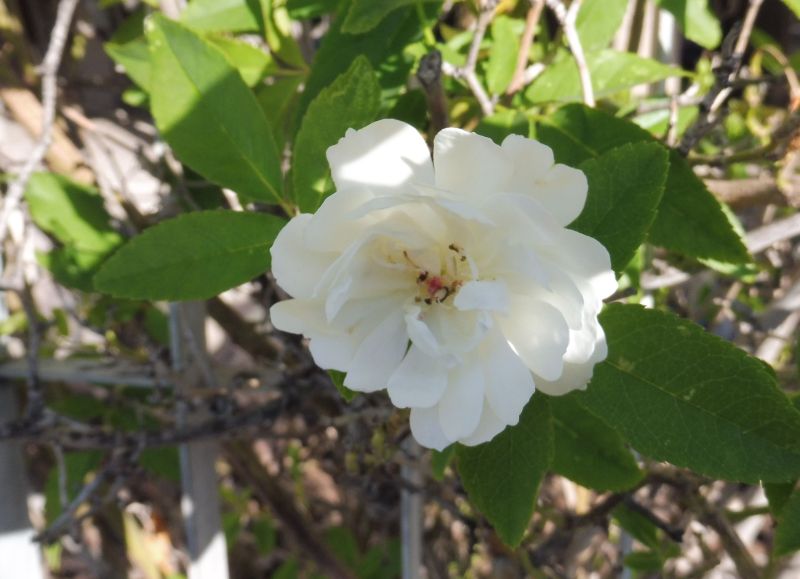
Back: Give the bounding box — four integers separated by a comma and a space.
551, 394, 643, 492
457, 394, 553, 547
656, 0, 722, 49
526, 50, 685, 104
534, 103, 750, 264
146, 15, 285, 205
94, 210, 285, 301
485, 16, 519, 95
571, 142, 668, 273
26, 173, 123, 291
578, 304, 800, 483
575, 0, 630, 51
292, 56, 381, 213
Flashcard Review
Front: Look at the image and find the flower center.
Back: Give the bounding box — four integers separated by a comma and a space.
408, 243, 473, 305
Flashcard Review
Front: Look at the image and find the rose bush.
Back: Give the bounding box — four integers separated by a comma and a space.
269, 119, 616, 449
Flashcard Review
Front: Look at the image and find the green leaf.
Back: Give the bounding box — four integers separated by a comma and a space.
26, 173, 122, 292
534, 104, 750, 264
576, 0, 630, 51
295, 2, 428, 129
776, 490, 800, 557
256, 75, 304, 152
457, 394, 553, 547
286, 0, 337, 20
526, 50, 684, 103
551, 393, 643, 492
613, 504, 661, 550
26, 173, 123, 252
649, 151, 750, 264
104, 9, 151, 90
94, 210, 285, 301
578, 304, 800, 483
475, 108, 528, 144
431, 445, 455, 481
570, 142, 668, 273
342, 0, 436, 34
293, 56, 380, 212
328, 370, 356, 402
260, 0, 309, 70
181, 0, 263, 32
207, 35, 278, 87
783, 0, 800, 19
656, 0, 721, 49
623, 551, 664, 572
486, 15, 519, 95
146, 14, 284, 204
766, 482, 796, 516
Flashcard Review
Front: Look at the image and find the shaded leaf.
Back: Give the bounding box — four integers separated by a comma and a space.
457, 394, 553, 547
293, 56, 380, 212
551, 394, 643, 492
342, 0, 437, 34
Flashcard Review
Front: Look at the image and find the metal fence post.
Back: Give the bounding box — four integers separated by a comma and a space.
0, 384, 45, 579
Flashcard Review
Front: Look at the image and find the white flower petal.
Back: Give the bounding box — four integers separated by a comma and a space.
327, 119, 434, 194
536, 324, 608, 396
438, 362, 485, 440
344, 310, 407, 392
500, 299, 569, 381
271, 299, 362, 371
528, 164, 588, 226
308, 334, 360, 372
271, 215, 333, 299
424, 307, 492, 357
304, 188, 374, 251
460, 403, 507, 447
453, 280, 509, 313
270, 298, 325, 335
433, 128, 513, 196
501, 133, 555, 182
483, 333, 536, 425
387, 345, 448, 408
542, 229, 617, 300
410, 406, 450, 450
404, 304, 442, 357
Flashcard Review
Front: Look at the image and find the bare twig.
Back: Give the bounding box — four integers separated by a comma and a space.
0, 0, 80, 244
36, 447, 141, 544
507, 0, 546, 95
546, 0, 594, 106
450, 0, 497, 116
678, 0, 765, 155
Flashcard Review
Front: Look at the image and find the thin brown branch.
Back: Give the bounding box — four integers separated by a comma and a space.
507, 0, 546, 95
416, 50, 450, 141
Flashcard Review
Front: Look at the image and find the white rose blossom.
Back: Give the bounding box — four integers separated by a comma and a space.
270, 119, 616, 450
